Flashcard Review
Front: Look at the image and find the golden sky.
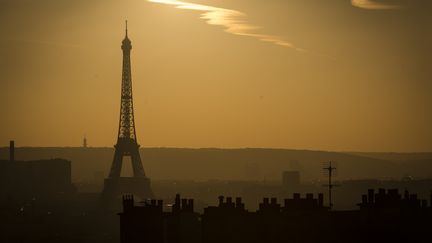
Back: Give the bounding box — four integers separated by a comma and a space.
0, 0, 431, 152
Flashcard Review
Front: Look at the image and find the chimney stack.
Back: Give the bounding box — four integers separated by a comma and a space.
318, 193, 324, 207
368, 189, 374, 204
9, 140, 14, 162
173, 194, 181, 213
218, 196, 224, 206
188, 199, 194, 211
226, 197, 233, 206
235, 197, 242, 208
362, 195, 367, 204
181, 199, 188, 209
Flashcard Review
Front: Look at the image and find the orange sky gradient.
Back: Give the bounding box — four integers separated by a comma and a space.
0, 0, 431, 152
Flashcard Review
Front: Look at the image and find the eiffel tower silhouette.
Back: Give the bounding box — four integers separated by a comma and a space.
101, 21, 153, 205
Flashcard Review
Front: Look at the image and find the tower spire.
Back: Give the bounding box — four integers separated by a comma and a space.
125, 20, 128, 37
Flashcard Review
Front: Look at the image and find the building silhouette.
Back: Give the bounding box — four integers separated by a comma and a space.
119, 189, 431, 243
119, 194, 200, 243
0, 141, 75, 199
101, 22, 153, 205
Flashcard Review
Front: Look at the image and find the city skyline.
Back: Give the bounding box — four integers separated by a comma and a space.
0, 0, 430, 152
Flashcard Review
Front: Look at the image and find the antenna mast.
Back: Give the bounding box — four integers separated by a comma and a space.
125, 20, 128, 37
323, 161, 338, 210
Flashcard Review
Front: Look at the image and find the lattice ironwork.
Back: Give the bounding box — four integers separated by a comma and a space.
108, 22, 146, 178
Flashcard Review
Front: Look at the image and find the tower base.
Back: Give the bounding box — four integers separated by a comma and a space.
100, 177, 154, 208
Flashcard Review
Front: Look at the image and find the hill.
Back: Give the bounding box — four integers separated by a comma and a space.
0, 147, 431, 182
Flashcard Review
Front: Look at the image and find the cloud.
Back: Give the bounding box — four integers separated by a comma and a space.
148, 0, 305, 51
351, 0, 401, 10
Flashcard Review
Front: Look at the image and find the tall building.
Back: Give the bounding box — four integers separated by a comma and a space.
101, 22, 153, 205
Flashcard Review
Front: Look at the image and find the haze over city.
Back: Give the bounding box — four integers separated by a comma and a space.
1, 1, 432, 243
1, 0, 430, 152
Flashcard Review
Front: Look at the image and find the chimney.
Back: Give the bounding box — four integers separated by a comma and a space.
188, 199, 194, 211
157, 200, 163, 208
362, 195, 367, 204
318, 193, 324, 207
174, 194, 181, 212
122, 194, 134, 212
181, 199, 188, 210
218, 196, 224, 206
226, 197, 233, 206
175, 194, 181, 204
9, 140, 14, 162
235, 197, 242, 208
368, 189, 374, 204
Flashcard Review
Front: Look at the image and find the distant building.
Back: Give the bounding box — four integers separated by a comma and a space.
282, 170, 300, 190
0, 141, 75, 199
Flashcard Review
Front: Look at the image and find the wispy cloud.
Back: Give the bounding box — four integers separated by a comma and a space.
148, 0, 305, 51
351, 0, 401, 10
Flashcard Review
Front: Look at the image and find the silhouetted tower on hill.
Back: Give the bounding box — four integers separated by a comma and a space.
83, 135, 88, 148
101, 22, 153, 204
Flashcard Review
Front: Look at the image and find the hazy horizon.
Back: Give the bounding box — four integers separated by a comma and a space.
2, 144, 432, 154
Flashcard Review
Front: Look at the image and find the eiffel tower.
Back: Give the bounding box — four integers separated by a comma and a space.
101, 22, 153, 204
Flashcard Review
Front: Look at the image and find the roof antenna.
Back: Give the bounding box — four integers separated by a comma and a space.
125, 20, 128, 37
322, 161, 340, 210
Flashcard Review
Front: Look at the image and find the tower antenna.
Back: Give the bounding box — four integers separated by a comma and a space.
83, 135, 87, 148
125, 20, 128, 37
322, 161, 339, 210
